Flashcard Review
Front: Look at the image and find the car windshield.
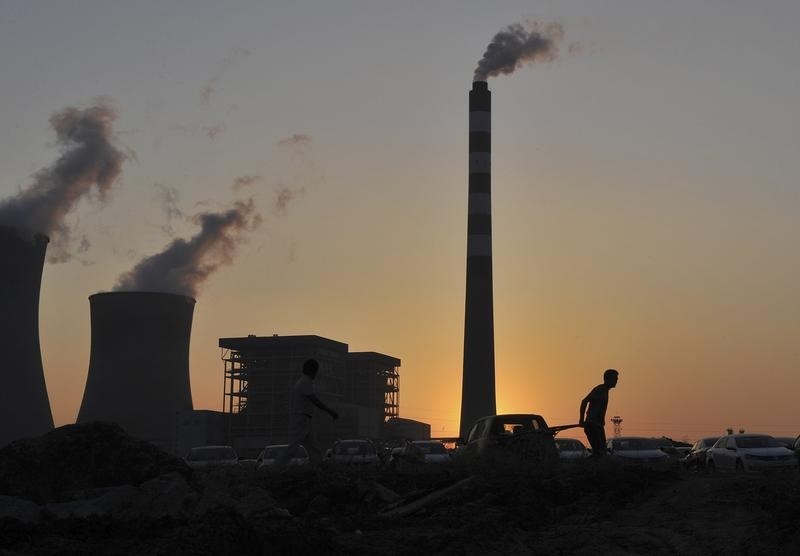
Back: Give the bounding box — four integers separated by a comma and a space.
613, 438, 658, 451
556, 439, 584, 451
334, 441, 375, 455
187, 447, 237, 461
737, 436, 782, 449
493, 417, 543, 436
700, 437, 720, 448
413, 442, 447, 454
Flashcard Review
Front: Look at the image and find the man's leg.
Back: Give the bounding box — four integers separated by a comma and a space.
303, 424, 322, 466
585, 423, 607, 456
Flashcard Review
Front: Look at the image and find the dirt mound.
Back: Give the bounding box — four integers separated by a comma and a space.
0, 422, 190, 503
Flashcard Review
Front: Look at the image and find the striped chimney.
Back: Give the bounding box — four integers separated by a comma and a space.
459, 80, 497, 440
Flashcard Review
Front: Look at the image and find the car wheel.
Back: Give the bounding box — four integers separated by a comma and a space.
735, 459, 744, 473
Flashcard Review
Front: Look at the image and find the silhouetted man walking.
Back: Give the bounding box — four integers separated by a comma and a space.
276, 358, 338, 468
579, 369, 619, 457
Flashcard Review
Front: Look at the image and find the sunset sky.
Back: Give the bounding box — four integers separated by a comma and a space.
1, 0, 798, 442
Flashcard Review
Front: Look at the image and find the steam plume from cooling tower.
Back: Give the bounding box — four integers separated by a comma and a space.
0, 100, 126, 261
113, 199, 260, 298
474, 21, 565, 81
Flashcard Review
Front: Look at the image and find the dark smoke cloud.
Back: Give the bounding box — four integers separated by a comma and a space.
0, 99, 127, 262
273, 184, 304, 216
201, 47, 250, 104
203, 122, 226, 141
113, 199, 261, 298
154, 183, 183, 235
231, 175, 262, 192
474, 21, 565, 81
276, 133, 312, 148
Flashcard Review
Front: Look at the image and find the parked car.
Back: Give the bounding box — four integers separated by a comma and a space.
460, 414, 558, 462
683, 437, 721, 471
184, 445, 239, 469
328, 439, 380, 467
773, 437, 795, 450
256, 444, 310, 469
607, 437, 671, 469
555, 438, 589, 460
706, 434, 796, 472
391, 440, 451, 465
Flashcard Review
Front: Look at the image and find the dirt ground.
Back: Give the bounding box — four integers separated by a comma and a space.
1, 424, 798, 555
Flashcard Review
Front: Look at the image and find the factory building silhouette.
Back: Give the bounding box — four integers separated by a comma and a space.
0, 226, 55, 447
209, 334, 420, 458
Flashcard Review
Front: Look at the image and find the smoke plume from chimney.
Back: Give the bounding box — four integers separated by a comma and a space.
113, 199, 260, 298
474, 21, 565, 81
0, 100, 127, 261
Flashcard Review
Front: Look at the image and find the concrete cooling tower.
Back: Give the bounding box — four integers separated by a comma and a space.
0, 226, 55, 447
77, 292, 195, 451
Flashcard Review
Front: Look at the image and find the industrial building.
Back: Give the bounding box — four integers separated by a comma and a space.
218, 334, 409, 458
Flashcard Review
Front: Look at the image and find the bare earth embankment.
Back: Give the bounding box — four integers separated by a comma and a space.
1, 423, 798, 555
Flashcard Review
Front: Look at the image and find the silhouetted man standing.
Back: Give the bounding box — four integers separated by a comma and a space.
579, 369, 619, 457
276, 358, 338, 468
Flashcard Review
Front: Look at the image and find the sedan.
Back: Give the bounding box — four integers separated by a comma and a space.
683, 437, 720, 471
256, 444, 310, 469
328, 439, 381, 467
706, 434, 796, 472
555, 438, 589, 460
607, 437, 671, 469
184, 445, 239, 469
391, 440, 451, 465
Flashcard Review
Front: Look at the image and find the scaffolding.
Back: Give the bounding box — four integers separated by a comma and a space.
221, 349, 249, 414
382, 366, 399, 421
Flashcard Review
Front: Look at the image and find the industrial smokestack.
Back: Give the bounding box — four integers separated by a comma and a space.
459, 81, 497, 440
77, 292, 195, 451
0, 226, 55, 446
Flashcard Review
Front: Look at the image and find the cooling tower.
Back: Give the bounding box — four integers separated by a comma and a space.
0, 226, 55, 447
459, 81, 497, 440
77, 292, 195, 451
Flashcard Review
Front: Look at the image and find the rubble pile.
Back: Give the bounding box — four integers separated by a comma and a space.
1, 424, 799, 555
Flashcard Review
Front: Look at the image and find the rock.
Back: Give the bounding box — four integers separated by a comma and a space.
0, 494, 41, 523
233, 486, 277, 518
44, 484, 143, 519
141, 472, 198, 519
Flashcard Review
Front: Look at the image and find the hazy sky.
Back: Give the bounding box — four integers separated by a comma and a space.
1, 0, 798, 442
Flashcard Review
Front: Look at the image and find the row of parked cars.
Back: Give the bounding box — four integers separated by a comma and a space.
458, 414, 800, 471
183, 438, 455, 470
683, 434, 800, 472
183, 414, 800, 473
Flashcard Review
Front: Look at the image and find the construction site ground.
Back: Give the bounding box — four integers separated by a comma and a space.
1, 423, 798, 555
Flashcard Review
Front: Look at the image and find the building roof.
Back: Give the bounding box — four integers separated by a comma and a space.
347, 351, 401, 367
218, 334, 348, 353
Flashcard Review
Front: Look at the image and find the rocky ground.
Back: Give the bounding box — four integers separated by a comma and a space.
1, 423, 798, 555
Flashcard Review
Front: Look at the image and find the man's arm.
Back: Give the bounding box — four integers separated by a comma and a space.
578, 396, 589, 426
307, 394, 338, 420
